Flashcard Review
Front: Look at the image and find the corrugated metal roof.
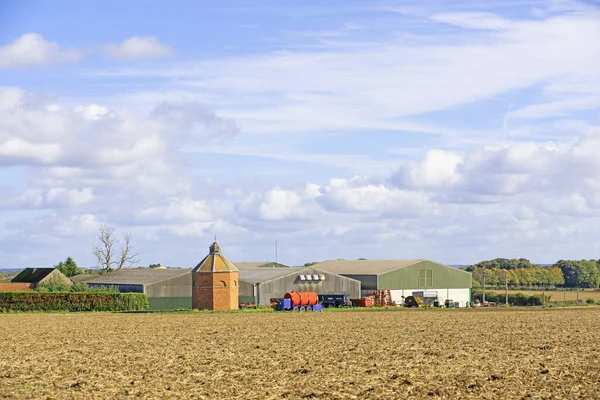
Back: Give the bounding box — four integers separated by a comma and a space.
234, 262, 291, 269
70, 274, 101, 283
238, 267, 300, 284
313, 259, 424, 275
86, 268, 191, 286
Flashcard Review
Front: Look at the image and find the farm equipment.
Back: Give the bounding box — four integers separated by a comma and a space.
373, 290, 394, 307
404, 296, 427, 308
275, 291, 323, 312
412, 291, 439, 307
238, 302, 257, 310
350, 298, 373, 307
318, 293, 351, 308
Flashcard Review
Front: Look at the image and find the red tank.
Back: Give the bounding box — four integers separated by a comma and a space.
284, 291, 319, 307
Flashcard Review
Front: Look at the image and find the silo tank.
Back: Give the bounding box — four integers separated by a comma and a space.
283, 292, 319, 307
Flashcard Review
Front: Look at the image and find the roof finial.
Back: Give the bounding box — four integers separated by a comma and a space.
209, 240, 221, 254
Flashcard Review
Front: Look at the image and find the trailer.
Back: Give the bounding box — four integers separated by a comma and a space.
275, 291, 323, 312
318, 293, 351, 308
275, 298, 323, 312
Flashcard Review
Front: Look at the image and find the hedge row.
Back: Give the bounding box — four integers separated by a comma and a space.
0, 292, 149, 312
472, 290, 551, 306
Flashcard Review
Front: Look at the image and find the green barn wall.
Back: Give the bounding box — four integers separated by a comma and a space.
148, 297, 192, 310
377, 260, 472, 290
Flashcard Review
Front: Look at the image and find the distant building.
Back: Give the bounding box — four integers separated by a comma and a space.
234, 262, 291, 269
238, 266, 361, 306
86, 268, 191, 310
11, 267, 72, 289
314, 259, 472, 307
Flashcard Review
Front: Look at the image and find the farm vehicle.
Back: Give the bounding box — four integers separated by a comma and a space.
275, 291, 323, 312
318, 293, 352, 308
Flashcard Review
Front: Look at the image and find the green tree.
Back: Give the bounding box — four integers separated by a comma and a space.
303, 262, 319, 267
555, 260, 600, 288
54, 257, 81, 277
472, 258, 534, 271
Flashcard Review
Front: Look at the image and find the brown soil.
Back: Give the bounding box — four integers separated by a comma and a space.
1, 308, 599, 399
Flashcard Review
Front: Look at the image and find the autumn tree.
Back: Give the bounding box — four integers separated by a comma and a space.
91, 225, 139, 272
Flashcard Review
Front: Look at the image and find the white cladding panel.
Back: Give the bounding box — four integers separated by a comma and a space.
386, 288, 471, 307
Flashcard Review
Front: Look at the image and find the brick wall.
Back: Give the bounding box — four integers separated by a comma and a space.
192, 271, 239, 310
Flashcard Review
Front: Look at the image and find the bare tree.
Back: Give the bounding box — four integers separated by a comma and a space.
92, 225, 139, 272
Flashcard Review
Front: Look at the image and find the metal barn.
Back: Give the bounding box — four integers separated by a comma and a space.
238, 266, 361, 306
86, 268, 192, 310
315, 259, 473, 307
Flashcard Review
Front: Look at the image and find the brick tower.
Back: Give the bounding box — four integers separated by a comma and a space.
192, 241, 239, 310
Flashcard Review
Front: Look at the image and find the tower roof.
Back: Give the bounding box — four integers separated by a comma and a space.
193, 241, 239, 273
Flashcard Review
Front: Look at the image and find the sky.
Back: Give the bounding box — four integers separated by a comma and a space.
1, 0, 600, 269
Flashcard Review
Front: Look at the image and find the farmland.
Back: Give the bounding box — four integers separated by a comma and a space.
486, 289, 600, 302
1, 309, 599, 399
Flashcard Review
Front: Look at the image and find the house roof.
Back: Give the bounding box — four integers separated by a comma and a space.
193, 242, 238, 273
313, 259, 426, 275
233, 262, 291, 269
12, 268, 57, 283
86, 268, 190, 286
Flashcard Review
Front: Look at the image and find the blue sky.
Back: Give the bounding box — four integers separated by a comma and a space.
1, 0, 600, 269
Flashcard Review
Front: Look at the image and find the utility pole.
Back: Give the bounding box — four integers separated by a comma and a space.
482, 269, 486, 304
505, 270, 508, 306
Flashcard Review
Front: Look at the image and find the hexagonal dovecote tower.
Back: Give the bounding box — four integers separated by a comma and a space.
192, 241, 239, 310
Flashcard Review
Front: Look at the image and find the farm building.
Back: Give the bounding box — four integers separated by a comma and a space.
314, 259, 472, 307
84, 261, 361, 310
238, 266, 361, 306
86, 268, 191, 310
234, 262, 291, 269
11, 267, 72, 289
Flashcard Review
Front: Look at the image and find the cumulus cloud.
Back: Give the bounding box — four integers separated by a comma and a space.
0, 33, 82, 69
389, 128, 600, 215
237, 188, 322, 221
105, 36, 174, 60
0, 86, 240, 266
0, 87, 238, 170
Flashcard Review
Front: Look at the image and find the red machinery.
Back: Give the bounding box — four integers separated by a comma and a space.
373, 290, 394, 307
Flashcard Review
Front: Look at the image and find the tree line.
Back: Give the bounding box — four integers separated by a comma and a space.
463, 258, 600, 288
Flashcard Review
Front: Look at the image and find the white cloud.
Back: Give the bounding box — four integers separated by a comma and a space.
138, 198, 213, 223
46, 188, 94, 207
238, 188, 322, 221
105, 36, 174, 60
431, 12, 512, 30
100, 8, 600, 138
393, 150, 462, 189
0, 33, 82, 69
390, 127, 600, 212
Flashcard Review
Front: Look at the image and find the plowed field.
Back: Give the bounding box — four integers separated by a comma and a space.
1, 308, 599, 399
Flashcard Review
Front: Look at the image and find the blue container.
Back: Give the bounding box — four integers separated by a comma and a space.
312, 304, 323, 312
276, 298, 292, 311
